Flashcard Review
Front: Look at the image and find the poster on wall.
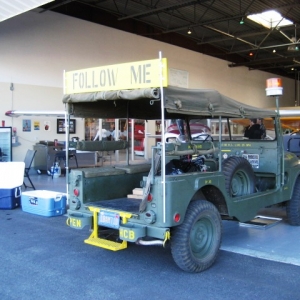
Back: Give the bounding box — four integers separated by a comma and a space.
22, 119, 31, 132
57, 119, 76, 134
34, 121, 40, 130
44, 121, 51, 131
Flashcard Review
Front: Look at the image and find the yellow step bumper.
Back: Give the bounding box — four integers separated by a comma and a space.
84, 206, 134, 251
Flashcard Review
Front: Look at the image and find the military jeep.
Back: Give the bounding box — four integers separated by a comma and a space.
65, 86, 300, 273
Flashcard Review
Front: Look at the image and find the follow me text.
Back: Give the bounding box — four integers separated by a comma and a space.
64, 58, 168, 94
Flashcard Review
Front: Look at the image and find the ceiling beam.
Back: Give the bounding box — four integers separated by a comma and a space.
229, 54, 300, 68
163, 13, 246, 34
39, 0, 74, 13
118, 0, 202, 21
230, 42, 300, 54
197, 29, 272, 45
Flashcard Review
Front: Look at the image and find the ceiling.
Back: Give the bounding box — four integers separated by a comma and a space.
38, 0, 300, 80
0, 0, 54, 22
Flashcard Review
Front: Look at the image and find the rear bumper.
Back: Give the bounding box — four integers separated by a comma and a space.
67, 207, 170, 247
66, 210, 92, 229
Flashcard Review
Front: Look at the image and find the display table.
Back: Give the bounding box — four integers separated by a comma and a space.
33, 142, 96, 173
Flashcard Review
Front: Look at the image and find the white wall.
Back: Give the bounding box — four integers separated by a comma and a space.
0, 9, 296, 162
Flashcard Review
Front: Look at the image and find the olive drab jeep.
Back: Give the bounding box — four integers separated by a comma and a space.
64, 83, 300, 273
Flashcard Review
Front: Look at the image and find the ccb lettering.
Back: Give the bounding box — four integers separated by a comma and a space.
120, 229, 135, 240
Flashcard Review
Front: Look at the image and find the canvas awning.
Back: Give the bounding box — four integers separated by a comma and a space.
62, 86, 277, 120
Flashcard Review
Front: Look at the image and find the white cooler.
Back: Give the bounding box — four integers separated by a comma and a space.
21, 190, 66, 217
0, 162, 25, 209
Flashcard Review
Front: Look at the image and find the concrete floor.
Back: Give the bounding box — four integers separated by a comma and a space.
221, 209, 300, 267
22, 155, 300, 269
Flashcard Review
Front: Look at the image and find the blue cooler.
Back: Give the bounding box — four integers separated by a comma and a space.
0, 162, 25, 210
21, 190, 67, 217
0, 187, 22, 209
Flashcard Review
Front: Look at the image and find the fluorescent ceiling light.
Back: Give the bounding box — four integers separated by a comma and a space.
0, 0, 54, 22
247, 10, 293, 29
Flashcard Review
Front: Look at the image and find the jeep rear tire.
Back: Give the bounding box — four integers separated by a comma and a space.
171, 200, 222, 273
222, 156, 255, 197
287, 176, 300, 226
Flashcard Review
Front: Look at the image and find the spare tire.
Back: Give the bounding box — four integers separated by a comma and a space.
222, 156, 255, 197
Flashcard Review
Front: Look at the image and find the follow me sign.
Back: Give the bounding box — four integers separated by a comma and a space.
64, 58, 168, 94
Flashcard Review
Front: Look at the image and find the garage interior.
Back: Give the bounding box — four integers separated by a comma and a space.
1, 0, 300, 270
36, 1, 300, 264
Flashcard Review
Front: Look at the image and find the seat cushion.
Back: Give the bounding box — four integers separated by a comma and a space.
82, 167, 126, 178
115, 164, 151, 174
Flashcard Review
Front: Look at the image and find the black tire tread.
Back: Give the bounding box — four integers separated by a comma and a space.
222, 156, 255, 197
287, 176, 300, 226
171, 200, 222, 273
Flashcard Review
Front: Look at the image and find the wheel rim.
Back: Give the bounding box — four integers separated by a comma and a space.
190, 217, 214, 259
231, 170, 250, 196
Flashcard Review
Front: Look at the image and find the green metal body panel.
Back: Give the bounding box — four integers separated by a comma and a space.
68, 166, 150, 212
67, 210, 92, 229
67, 137, 300, 235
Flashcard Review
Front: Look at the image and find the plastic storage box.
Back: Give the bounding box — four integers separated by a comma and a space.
21, 190, 67, 217
0, 162, 25, 210
0, 187, 22, 209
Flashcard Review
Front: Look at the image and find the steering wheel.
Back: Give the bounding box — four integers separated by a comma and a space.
192, 133, 213, 142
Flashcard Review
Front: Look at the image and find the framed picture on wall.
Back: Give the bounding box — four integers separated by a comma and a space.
57, 119, 76, 134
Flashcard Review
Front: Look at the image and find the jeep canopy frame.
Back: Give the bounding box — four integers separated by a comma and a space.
63, 86, 277, 120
